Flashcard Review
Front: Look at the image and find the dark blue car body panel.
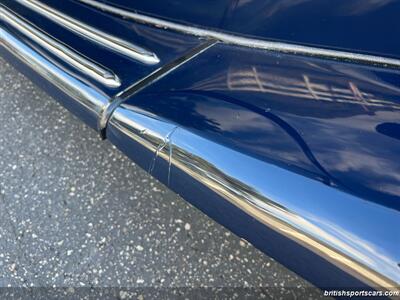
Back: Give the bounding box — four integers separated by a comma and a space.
1, 0, 399, 293
101, 0, 400, 59
1, 0, 202, 128
107, 43, 400, 288
116, 44, 400, 210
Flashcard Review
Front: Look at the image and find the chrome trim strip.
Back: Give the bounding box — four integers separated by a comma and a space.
1, 6, 121, 88
17, 0, 160, 65
0, 27, 110, 121
109, 106, 400, 290
97, 40, 217, 137
78, 0, 400, 69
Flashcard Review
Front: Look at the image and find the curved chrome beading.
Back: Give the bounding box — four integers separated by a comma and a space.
0, 27, 110, 124
78, 0, 400, 69
108, 106, 400, 291
0, 6, 121, 88
97, 40, 217, 136
17, 0, 160, 65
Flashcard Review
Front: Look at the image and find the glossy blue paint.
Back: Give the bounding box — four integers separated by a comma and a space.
107, 43, 400, 288
6, 0, 203, 94
111, 43, 400, 211
107, 107, 376, 290
222, 0, 400, 59
97, 0, 400, 59
95, 0, 233, 28
1, 0, 201, 127
1, 0, 400, 292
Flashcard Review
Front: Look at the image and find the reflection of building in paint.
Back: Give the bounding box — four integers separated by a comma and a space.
193, 66, 400, 110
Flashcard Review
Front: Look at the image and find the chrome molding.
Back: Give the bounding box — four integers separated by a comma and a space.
1, 6, 121, 88
78, 0, 400, 69
17, 0, 160, 65
109, 106, 400, 290
2, 1, 399, 291
97, 40, 217, 137
0, 27, 110, 123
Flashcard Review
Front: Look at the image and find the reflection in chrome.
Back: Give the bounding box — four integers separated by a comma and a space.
18, 0, 160, 65
0, 27, 110, 120
78, 0, 400, 69
110, 106, 400, 290
193, 66, 400, 110
1, 7, 121, 88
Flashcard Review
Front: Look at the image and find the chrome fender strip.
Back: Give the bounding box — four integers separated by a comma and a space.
0, 27, 110, 124
108, 106, 400, 291
17, 0, 160, 65
78, 0, 400, 70
1, 6, 121, 88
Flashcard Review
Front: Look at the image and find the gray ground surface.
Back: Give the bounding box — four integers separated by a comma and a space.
0, 57, 325, 298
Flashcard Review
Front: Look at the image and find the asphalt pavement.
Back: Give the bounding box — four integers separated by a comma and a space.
0, 57, 325, 299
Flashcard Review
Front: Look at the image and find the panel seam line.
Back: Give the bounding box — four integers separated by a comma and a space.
97, 39, 218, 139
